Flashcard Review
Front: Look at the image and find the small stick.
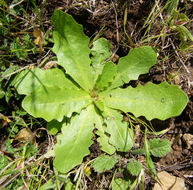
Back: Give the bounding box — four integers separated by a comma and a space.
174, 170, 193, 186
9, 0, 25, 9
170, 38, 190, 74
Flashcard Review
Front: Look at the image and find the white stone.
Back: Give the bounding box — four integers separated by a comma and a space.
153, 171, 187, 190
183, 134, 193, 149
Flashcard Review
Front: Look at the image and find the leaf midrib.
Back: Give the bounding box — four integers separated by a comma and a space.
65, 106, 93, 164
104, 96, 175, 104
33, 95, 92, 105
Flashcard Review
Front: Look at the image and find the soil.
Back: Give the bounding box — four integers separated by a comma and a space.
1, 0, 193, 189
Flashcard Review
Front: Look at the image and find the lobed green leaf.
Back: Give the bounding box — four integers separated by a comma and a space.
87, 106, 116, 154
101, 82, 188, 120
96, 123, 116, 155
91, 38, 112, 84
12, 67, 77, 95
95, 61, 117, 91
109, 46, 157, 89
22, 86, 92, 122
54, 105, 96, 173
104, 108, 134, 152
52, 10, 94, 91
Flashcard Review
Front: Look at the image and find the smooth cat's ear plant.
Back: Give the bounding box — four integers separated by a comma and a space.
13, 10, 188, 173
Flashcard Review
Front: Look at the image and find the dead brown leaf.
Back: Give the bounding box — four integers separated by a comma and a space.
33, 28, 44, 52
15, 128, 35, 143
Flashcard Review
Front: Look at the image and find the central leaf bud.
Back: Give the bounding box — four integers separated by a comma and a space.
90, 90, 99, 102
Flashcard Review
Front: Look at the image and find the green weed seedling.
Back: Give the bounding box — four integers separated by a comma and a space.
12, 10, 188, 188
166, 1, 193, 49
